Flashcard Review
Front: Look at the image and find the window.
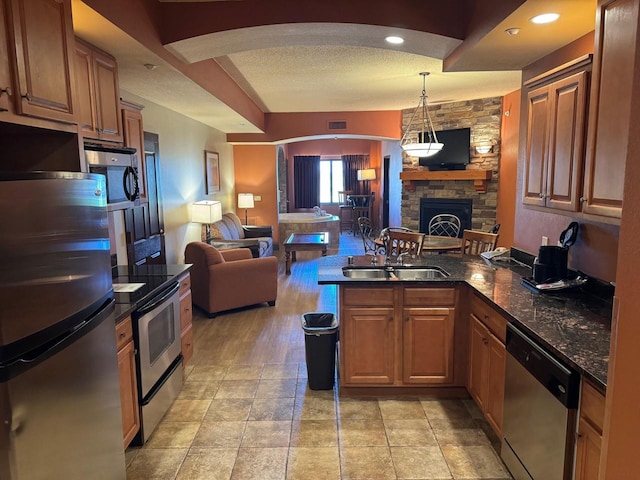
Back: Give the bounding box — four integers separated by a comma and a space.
319, 159, 344, 203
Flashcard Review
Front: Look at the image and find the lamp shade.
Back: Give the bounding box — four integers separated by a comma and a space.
237, 193, 255, 209
357, 169, 376, 181
191, 200, 222, 224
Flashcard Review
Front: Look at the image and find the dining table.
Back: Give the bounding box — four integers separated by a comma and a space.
375, 234, 463, 254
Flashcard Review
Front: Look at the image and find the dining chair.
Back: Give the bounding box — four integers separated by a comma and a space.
458, 229, 499, 256
378, 226, 415, 255
428, 214, 462, 237
357, 217, 378, 255
387, 230, 425, 257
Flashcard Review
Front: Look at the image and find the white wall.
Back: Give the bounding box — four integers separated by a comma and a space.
120, 91, 235, 263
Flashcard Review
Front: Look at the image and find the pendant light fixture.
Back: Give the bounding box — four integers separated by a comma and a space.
400, 72, 444, 158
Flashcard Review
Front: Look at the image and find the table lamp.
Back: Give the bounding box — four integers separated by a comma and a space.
237, 193, 255, 224
357, 168, 376, 194
191, 200, 222, 242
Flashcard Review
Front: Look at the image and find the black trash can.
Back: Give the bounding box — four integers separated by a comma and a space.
301, 312, 339, 390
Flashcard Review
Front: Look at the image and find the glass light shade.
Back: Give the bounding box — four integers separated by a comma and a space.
401, 142, 444, 158
237, 193, 255, 209
475, 144, 492, 154
357, 169, 376, 181
191, 200, 222, 224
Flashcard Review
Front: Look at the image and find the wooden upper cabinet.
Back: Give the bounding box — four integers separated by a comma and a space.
583, 0, 638, 219
523, 86, 550, 207
121, 99, 147, 202
6, 0, 76, 123
74, 37, 122, 143
0, 0, 12, 112
523, 68, 588, 212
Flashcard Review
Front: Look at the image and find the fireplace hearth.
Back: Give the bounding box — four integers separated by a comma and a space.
420, 198, 472, 237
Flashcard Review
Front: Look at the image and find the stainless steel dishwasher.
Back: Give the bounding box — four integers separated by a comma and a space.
501, 323, 580, 480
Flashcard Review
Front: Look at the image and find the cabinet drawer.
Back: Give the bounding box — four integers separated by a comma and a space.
404, 287, 455, 307
115, 316, 133, 352
181, 324, 194, 366
581, 380, 605, 434
470, 294, 507, 343
178, 273, 191, 297
343, 287, 394, 306
180, 291, 193, 331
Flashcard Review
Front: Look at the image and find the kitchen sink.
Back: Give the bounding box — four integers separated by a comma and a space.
342, 267, 388, 279
391, 266, 450, 280
342, 266, 450, 280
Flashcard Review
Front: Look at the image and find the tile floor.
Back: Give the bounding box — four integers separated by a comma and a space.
125, 362, 512, 479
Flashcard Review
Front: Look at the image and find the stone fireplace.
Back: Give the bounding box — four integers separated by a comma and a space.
401, 96, 501, 232
420, 198, 472, 237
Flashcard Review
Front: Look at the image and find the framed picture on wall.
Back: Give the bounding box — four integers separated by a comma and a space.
205, 150, 220, 194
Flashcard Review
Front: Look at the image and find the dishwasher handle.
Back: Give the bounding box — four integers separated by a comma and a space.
506, 323, 580, 409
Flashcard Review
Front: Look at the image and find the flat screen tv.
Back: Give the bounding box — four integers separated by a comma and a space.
418, 127, 471, 171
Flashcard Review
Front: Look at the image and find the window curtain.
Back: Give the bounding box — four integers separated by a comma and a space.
293, 155, 321, 208
342, 154, 370, 195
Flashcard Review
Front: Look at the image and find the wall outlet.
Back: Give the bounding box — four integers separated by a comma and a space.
254, 195, 262, 201
542, 236, 549, 246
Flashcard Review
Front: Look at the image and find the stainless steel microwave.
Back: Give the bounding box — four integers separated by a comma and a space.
85, 145, 140, 211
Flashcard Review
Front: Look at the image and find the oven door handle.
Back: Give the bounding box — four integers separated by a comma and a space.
137, 282, 179, 316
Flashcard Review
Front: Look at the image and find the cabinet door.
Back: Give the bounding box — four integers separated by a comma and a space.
342, 307, 395, 385
92, 49, 122, 142
523, 85, 550, 206
117, 340, 140, 447
0, 0, 12, 112
122, 105, 147, 201
583, 0, 637, 218
485, 332, 506, 435
8, 0, 76, 123
403, 307, 454, 384
546, 71, 587, 212
181, 323, 194, 366
468, 314, 489, 410
574, 417, 602, 480
74, 40, 97, 136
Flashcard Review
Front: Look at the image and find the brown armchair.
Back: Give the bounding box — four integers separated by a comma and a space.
185, 242, 278, 317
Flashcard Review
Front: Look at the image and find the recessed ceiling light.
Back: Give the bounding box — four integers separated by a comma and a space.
505, 27, 520, 36
385, 36, 404, 45
530, 13, 560, 24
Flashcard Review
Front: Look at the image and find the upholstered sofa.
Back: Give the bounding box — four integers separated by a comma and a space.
185, 242, 278, 316
206, 212, 274, 257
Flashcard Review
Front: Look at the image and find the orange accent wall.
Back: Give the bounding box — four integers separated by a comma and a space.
233, 145, 279, 240
227, 111, 401, 144
496, 90, 519, 249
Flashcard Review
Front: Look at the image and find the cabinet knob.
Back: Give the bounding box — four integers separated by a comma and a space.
580, 197, 586, 203
119, 332, 127, 339
482, 337, 489, 345
0, 87, 11, 97
21, 92, 31, 101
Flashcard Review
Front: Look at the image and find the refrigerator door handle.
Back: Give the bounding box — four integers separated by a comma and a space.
0, 299, 115, 382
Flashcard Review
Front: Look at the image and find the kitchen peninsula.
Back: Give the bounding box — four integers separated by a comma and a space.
318, 253, 612, 392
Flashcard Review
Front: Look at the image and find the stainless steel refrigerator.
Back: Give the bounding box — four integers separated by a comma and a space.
0, 172, 126, 479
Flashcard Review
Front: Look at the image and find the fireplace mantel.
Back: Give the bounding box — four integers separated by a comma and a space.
400, 169, 493, 193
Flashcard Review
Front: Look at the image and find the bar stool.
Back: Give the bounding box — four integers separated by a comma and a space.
338, 191, 353, 233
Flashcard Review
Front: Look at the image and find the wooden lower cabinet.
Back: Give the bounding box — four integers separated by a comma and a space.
403, 307, 454, 384
340, 285, 456, 388
574, 381, 606, 479
467, 294, 507, 436
178, 272, 193, 366
342, 306, 395, 384
116, 315, 139, 448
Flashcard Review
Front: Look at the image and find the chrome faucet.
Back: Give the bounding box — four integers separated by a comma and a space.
397, 252, 411, 265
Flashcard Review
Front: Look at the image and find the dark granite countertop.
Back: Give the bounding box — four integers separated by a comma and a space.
112, 263, 192, 322
318, 254, 612, 392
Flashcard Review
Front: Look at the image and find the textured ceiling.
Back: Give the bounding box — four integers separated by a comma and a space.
72, 0, 596, 136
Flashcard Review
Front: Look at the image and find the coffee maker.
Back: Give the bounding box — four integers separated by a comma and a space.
532, 222, 579, 284
533, 246, 568, 283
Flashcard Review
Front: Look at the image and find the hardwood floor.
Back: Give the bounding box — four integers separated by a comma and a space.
125, 232, 511, 479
